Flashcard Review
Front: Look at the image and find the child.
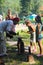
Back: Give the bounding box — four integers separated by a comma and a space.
25, 20, 36, 53
35, 15, 43, 56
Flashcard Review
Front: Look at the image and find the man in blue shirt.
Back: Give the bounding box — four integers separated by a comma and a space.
0, 20, 16, 56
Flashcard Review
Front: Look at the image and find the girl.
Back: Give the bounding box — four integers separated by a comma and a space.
35, 15, 43, 56
25, 20, 36, 53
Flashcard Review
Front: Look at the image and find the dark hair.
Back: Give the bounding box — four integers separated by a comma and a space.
35, 15, 42, 24
13, 17, 20, 25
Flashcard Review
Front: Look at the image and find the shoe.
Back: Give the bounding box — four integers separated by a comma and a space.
0, 53, 8, 57
31, 46, 37, 53
33, 48, 37, 52
37, 54, 43, 57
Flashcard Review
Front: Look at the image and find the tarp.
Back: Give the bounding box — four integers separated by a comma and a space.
26, 14, 37, 21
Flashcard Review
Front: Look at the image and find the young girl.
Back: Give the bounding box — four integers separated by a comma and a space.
25, 20, 36, 53
35, 15, 43, 56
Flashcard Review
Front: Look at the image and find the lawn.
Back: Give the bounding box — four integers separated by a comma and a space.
2, 31, 43, 65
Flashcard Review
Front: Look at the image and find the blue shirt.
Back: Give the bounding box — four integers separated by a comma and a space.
0, 20, 13, 33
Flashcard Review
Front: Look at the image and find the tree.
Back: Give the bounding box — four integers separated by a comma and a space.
20, 0, 42, 17
0, 0, 6, 14
0, 0, 21, 15
5, 0, 21, 14
20, 0, 31, 16
29, 0, 41, 14
0, 0, 43, 17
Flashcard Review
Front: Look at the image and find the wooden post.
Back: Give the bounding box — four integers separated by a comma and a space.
0, 57, 5, 65
17, 37, 24, 54
27, 47, 35, 64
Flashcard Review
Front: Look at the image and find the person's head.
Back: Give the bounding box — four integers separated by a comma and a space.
13, 17, 20, 25
35, 15, 42, 24
25, 20, 31, 26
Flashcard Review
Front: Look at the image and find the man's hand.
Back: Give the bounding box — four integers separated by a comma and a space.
6, 31, 17, 39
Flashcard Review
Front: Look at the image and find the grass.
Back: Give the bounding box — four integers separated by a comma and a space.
4, 45, 43, 65
2, 31, 43, 65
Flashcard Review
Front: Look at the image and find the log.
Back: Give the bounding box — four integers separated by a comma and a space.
17, 37, 24, 54
27, 47, 35, 64
0, 57, 5, 65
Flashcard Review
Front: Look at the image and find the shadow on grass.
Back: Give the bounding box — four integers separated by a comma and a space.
31, 53, 43, 65
3, 46, 43, 65
4, 46, 27, 63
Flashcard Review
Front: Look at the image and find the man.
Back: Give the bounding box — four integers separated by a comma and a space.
0, 20, 18, 56
6, 9, 20, 38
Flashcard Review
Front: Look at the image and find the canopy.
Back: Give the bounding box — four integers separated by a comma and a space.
26, 14, 37, 21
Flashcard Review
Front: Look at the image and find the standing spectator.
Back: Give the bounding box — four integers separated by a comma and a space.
25, 20, 37, 53
6, 9, 12, 20
35, 15, 43, 56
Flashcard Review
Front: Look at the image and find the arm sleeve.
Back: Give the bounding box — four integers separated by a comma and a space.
6, 20, 13, 31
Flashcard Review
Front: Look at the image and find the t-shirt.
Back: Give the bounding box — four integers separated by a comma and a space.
28, 26, 33, 32
36, 24, 42, 42
0, 20, 13, 33
28, 26, 34, 40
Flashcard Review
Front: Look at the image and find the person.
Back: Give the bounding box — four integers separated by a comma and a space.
25, 20, 36, 53
6, 9, 13, 20
6, 9, 20, 39
0, 19, 19, 56
35, 15, 43, 56
6, 9, 19, 22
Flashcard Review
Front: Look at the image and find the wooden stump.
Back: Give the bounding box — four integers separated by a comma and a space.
27, 47, 35, 64
0, 57, 5, 65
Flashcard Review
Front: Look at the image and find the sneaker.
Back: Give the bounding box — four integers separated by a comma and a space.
33, 48, 37, 52
0, 53, 8, 57
31, 47, 37, 53
37, 54, 43, 57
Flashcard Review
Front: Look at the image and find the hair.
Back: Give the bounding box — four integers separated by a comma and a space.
35, 15, 42, 24
13, 17, 20, 25
25, 20, 31, 24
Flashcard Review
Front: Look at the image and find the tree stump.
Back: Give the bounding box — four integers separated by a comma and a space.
0, 57, 5, 65
27, 47, 35, 64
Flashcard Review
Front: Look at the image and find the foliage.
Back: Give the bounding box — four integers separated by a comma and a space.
0, 0, 21, 15
20, 0, 30, 16
0, 0, 43, 17
29, 0, 39, 14
0, 0, 6, 14
19, 0, 42, 17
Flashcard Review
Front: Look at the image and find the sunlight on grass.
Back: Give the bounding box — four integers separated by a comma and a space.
5, 31, 43, 65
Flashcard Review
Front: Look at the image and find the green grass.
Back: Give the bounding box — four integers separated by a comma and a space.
3, 29, 43, 65
4, 45, 43, 65
41, 17, 43, 22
